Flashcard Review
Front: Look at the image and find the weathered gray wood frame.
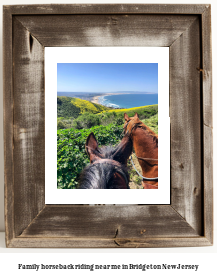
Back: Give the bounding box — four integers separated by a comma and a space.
3, 4, 213, 248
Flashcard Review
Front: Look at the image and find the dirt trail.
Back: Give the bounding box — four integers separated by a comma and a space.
128, 155, 143, 189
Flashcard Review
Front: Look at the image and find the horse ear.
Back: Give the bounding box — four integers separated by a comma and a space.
85, 132, 99, 158
113, 135, 132, 165
134, 112, 139, 119
124, 113, 130, 121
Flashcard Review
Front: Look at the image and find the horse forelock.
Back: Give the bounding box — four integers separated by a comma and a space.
99, 145, 117, 159
94, 143, 129, 160
78, 162, 129, 189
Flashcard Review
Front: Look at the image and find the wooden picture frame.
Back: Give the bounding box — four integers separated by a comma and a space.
3, 4, 213, 248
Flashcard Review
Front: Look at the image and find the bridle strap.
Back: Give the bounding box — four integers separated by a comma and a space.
132, 153, 158, 163
92, 158, 122, 168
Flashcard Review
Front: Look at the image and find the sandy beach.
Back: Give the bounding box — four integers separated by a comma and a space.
91, 92, 131, 105
91, 95, 101, 104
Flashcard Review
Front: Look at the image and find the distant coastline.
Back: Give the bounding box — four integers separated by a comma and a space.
57, 92, 158, 108
95, 93, 158, 109
91, 92, 131, 105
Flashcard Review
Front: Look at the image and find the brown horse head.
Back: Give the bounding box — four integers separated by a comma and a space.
124, 112, 142, 136
124, 113, 158, 144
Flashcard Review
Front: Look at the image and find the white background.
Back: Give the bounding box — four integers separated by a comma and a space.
45, 47, 170, 204
0, 0, 216, 277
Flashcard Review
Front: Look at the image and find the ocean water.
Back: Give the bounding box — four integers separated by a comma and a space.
98, 93, 158, 109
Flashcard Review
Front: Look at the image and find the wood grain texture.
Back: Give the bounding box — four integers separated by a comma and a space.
203, 126, 213, 243
20, 205, 198, 238
202, 6, 212, 129
201, 6, 213, 245
170, 17, 202, 234
12, 17, 45, 237
3, 7, 14, 247
7, 237, 212, 248
16, 15, 197, 47
4, 4, 207, 15
3, 4, 213, 248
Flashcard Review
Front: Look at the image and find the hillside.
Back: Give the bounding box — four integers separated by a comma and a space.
71, 104, 157, 129
103, 104, 158, 118
57, 96, 110, 118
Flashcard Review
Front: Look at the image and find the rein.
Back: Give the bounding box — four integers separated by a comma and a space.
130, 156, 158, 181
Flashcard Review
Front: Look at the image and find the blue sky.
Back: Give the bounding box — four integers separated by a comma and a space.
57, 63, 158, 93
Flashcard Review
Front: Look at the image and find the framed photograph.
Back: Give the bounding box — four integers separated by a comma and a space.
45, 47, 170, 204
4, 4, 213, 247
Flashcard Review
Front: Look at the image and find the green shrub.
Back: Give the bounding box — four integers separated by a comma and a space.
57, 120, 66, 130
72, 112, 100, 129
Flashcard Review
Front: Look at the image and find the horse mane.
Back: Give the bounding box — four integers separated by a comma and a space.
78, 144, 129, 189
137, 121, 158, 147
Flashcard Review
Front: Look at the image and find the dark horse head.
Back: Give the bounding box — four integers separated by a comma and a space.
78, 132, 132, 189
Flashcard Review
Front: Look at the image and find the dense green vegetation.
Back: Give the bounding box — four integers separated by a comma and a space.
57, 113, 158, 189
57, 124, 123, 189
57, 96, 158, 189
